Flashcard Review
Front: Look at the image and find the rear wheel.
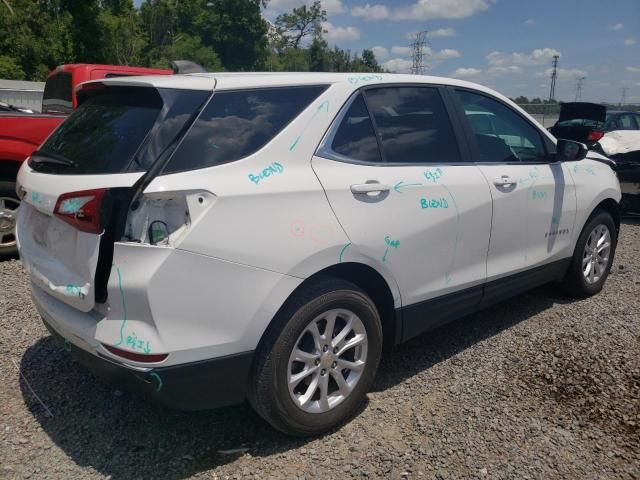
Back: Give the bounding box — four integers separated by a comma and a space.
0, 181, 19, 259
248, 277, 383, 436
561, 209, 617, 297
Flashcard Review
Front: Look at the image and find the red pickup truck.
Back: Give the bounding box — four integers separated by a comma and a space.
0, 63, 173, 258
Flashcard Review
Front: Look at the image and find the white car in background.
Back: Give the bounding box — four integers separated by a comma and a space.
16, 72, 621, 436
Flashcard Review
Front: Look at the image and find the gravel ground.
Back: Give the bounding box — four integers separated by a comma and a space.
1, 219, 639, 480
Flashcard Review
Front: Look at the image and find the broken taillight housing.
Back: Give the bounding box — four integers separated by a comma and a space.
587, 130, 604, 142
54, 188, 107, 234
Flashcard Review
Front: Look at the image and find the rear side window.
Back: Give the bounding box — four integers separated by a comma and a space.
34, 87, 164, 174
331, 93, 382, 163
364, 87, 461, 164
163, 85, 328, 173
42, 72, 72, 114
618, 114, 638, 130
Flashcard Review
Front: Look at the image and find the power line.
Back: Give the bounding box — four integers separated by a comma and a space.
574, 76, 586, 101
548, 55, 559, 102
410, 30, 430, 75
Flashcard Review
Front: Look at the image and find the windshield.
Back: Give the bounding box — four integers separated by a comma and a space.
42, 72, 73, 114
31, 86, 209, 175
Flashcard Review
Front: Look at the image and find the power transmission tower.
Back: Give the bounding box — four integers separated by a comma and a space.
548, 55, 559, 102
574, 76, 586, 101
620, 87, 628, 106
410, 30, 430, 75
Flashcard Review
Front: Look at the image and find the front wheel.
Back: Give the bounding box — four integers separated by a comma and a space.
561, 209, 617, 297
0, 181, 19, 260
248, 277, 383, 436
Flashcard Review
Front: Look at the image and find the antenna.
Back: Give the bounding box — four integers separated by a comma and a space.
548, 55, 559, 101
574, 76, 586, 101
410, 30, 430, 75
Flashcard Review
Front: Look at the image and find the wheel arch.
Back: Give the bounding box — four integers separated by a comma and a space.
255, 261, 401, 360
592, 197, 621, 235
0, 159, 22, 184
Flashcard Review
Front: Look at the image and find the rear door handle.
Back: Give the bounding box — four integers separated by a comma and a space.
493, 175, 517, 187
350, 183, 391, 194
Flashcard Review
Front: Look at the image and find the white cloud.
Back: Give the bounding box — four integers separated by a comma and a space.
608, 23, 624, 31
382, 58, 413, 72
627, 66, 640, 73
524, 19, 535, 25
487, 65, 523, 75
322, 21, 360, 42
452, 67, 482, 78
391, 45, 412, 56
371, 45, 389, 61
486, 48, 561, 67
351, 0, 492, 22
392, 0, 493, 21
536, 67, 587, 79
624, 37, 636, 46
350, 3, 390, 21
434, 48, 461, 60
427, 27, 456, 37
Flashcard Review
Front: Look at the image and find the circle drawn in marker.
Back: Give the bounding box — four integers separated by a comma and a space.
290, 219, 305, 237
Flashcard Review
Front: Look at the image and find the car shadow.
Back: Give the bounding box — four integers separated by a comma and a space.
621, 214, 640, 226
18, 284, 573, 479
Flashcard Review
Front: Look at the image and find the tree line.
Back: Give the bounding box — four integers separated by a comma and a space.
0, 0, 383, 81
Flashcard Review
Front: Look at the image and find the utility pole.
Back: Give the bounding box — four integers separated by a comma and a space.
574, 76, 586, 101
620, 87, 628, 107
548, 55, 559, 102
410, 30, 429, 75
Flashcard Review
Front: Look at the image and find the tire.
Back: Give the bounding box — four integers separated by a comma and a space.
0, 180, 19, 260
248, 276, 383, 436
561, 209, 617, 297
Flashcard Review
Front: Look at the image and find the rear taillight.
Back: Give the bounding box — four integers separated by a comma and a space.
587, 130, 604, 142
54, 188, 107, 234
102, 344, 168, 363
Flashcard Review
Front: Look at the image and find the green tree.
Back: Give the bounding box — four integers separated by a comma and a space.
0, 55, 25, 80
164, 34, 223, 71
0, 0, 74, 80
308, 34, 328, 72
361, 49, 381, 72
275, 0, 326, 49
99, 4, 146, 65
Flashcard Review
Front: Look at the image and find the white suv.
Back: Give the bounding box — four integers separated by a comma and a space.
16, 73, 621, 436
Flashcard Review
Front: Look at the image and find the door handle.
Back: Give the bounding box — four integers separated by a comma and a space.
350, 183, 391, 194
493, 175, 517, 187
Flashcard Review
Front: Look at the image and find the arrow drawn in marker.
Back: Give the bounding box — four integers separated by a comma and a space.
393, 180, 423, 193
150, 372, 163, 393
289, 100, 330, 151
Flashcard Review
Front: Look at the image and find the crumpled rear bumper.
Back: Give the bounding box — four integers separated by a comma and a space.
41, 313, 254, 411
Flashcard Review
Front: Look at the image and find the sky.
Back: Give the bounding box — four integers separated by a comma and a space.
261, 0, 640, 103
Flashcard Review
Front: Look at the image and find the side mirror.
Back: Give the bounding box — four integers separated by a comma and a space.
556, 138, 588, 162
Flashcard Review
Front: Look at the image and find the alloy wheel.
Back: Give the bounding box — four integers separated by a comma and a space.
0, 196, 19, 249
582, 223, 611, 284
287, 308, 368, 414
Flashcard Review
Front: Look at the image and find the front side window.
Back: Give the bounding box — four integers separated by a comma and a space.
364, 87, 461, 164
456, 90, 547, 163
164, 85, 327, 173
331, 93, 382, 163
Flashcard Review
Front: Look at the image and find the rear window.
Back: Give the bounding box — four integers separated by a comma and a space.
163, 85, 328, 174
42, 72, 73, 114
34, 87, 163, 174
